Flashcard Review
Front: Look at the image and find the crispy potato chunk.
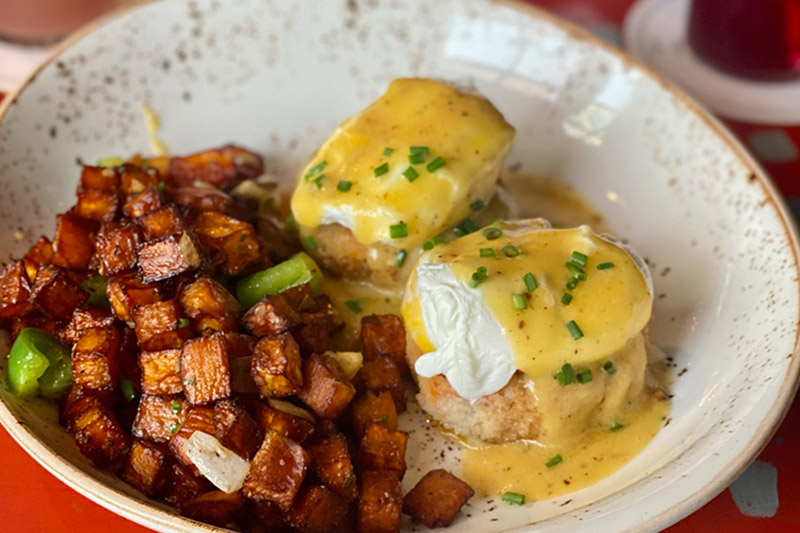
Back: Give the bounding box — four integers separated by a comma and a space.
52, 212, 96, 270
293, 295, 343, 356
123, 186, 161, 219
168, 405, 215, 471
31, 264, 87, 321
75, 189, 119, 222
168, 145, 264, 190
123, 439, 172, 497
193, 211, 260, 276
60, 308, 115, 345
165, 462, 212, 510
213, 399, 263, 460
286, 485, 349, 533
255, 401, 315, 444
244, 431, 310, 511
182, 490, 244, 527
402, 469, 475, 528
136, 232, 202, 283
242, 499, 292, 533
80, 165, 120, 192
355, 354, 406, 412
180, 333, 232, 405
67, 393, 130, 468
106, 273, 161, 323
251, 333, 303, 398
256, 215, 302, 264
139, 349, 182, 395
135, 204, 185, 241
351, 391, 398, 439
180, 276, 241, 334
132, 394, 187, 443
172, 186, 232, 213
358, 470, 402, 533
119, 163, 159, 196
11, 314, 59, 338
132, 300, 192, 351
242, 292, 301, 337
72, 326, 120, 393
298, 354, 356, 419
358, 423, 408, 475
22, 236, 54, 283
0, 260, 32, 319
308, 435, 358, 501
95, 221, 141, 276
360, 314, 407, 373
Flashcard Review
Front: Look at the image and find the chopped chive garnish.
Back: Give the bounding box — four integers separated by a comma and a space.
597, 262, 615, 270
570, 251, 588, 267
345, 298, 365, 314
523, 272, 538, 292
403, 166, 420, 182
120, 377, 137, 402
97, 156, 124, 168
566, 320, 584, 340
374, 162, 389, 177
284, 213, 298, 233
183, 379, 196, 386
576, 369, 593, 384
409, 152, 426, 165
561, 293, 573, 305
309, 160, 327, 175
379, 415, 389, 424
502, 245, 521, 258
409, 146, 429, 154
337, 180, 352, 192
469, 266, 488, 288
169, 423, 180, 434
157, 180, 166, 202
396, 249, 407, 267
422, 236, 445, 251
610, 421, 625, 432
383, 147, 394, 156
470, 199, 484, 211
556, 363, 575, 386
171, 400, 182, 414
389, 222, 408, 239
565, 262, 587, 279
302, 235, 318, 250
426, 156, 446, 173
603, 360, 617, 375
479, 247, 495, 258
566, 277, 580, 290
502, 491, 526, 506
512, 293, 527, 309
546, 454, 563, 468
177, 318, 190, 328
453, 218, 479, 237
482, 227, 503, 240
311, 175, 324, 189
343, 475, 357, 488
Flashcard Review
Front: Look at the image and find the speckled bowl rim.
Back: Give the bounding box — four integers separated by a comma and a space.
0, 1, 798, 532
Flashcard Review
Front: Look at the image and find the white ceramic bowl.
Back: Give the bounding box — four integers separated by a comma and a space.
0, 1, 798, 532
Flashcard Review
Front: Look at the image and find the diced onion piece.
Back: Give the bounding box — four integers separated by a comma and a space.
230, 356, 258, 394
183, 431, 250, 493
326, 351, 363, 380
267, 399, 315, 423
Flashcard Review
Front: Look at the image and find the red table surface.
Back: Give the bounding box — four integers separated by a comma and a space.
2, 1, 800, 532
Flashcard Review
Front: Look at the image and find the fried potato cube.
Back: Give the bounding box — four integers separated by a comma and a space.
31, 264, 87, 321
355, 354, 406, 412
213, 399, 263, 460
243, 431, 310, 511
135, 204, 185, 241
106, 273, 162, 323
286, 485, 349, 533
180, 333, 232, 405
80, 165, 120, 192
132, 299, 192, 351
351, 391, 398, 439
360, 314, 407, 372
95, 221, 142, 276
308, 435, 358, 501
255, 401, 315, 444
168, 145, 264, 190
402, 469, 475, 528
123, 439, 172, 497
293, 295, 343, 356
139, 349, 182, 395
242, 499, 292, 533
223, 331, 255, 359
180, 276, 241, 334
67, 393, 130, 468
242, 292, 301, 337
75, 188, 119, 221
358, 470, 402, 533
181, 490, 244, 527
22, 236, 54, 283
165, 462, 213, 510
123, 186, 161, 219
52, 212, 97, 270
358, 423, 408, 476
120, 163, 159, 196
298, 354, 356, 419
256, 215, 302, 264
172, 186, 232, 213
59, 307, 115, 345
72, 326, 120, 393
11, 314, 59, 338
251, 333, 303, 398
132, 394, 187, 443
136, 232, 202, 283
169, 405, 215, 470
0, 260, 31, 319
193, 211, 260, 276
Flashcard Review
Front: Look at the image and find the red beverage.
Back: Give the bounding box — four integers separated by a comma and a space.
688, 0, 800, 80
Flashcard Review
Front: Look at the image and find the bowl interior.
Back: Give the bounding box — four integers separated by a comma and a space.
0, 1, 797, 532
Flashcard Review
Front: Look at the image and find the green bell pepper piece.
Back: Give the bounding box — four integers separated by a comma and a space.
236, 252, 323, 308
8, 328, 72, 398
80, 274, 110, 311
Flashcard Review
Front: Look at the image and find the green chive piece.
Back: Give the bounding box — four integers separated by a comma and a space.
403, 167, 420, 182
566, 277, 580, 290
556, 363, 575, 386
570, 251, 588, 267
383, 147, 394, 156
603, 360, 617, 375
453, 218, 479, 237
479, 248, 495, 258
379, 415, 390, 424
337, 180, 352, 192
482, 227, 503, 240
566, 320, 584, 340
389, 222, 408, 239
426, 156, 446, 173
512, 293, 527, 310
311, 175, 324, 189
169, 423, 180, 434
343, 475, 357, 488
374, 162, 389, 177
566, 262, 587, 279
502, 245, 521, 258
423, 240, 435, 251
576, 369, 593, 384
171, 400, 182, 414
302, 235, 318, 251
610, 421, 625, 432
409, 146, 429, 154
97, 156, 124, 167
470, 199, 485, 211
409, 152, 426, 165
502, 491, 526, 506
396, 249, 407, 267
523, 272, 538, 292
284, 213, 298, 233
597, 262, 615, 270
561, 293, 573, 305
183, 379, 196, 386
546, 454, 563, 468
157, 181, 166, 202
177, 318, 190, 329
120, 377, 137, 402
345, 298, 365, 314
309, 160, 327, 175
469, 266, 488, 288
